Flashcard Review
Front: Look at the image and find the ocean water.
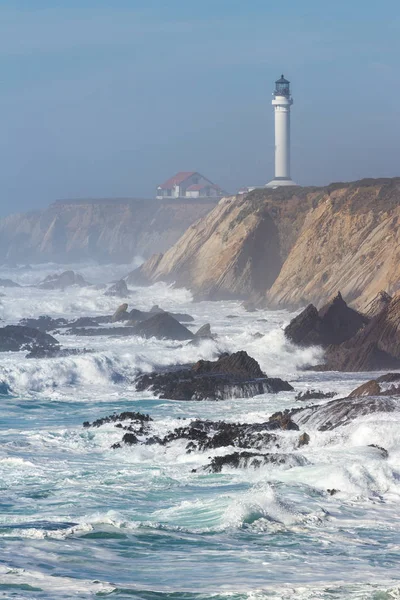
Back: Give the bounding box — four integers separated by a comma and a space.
1, 263, 400, 599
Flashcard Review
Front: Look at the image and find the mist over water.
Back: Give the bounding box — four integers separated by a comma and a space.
1, 262, 400, 599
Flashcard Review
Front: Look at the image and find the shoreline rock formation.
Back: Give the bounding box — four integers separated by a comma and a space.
129, 178, 400, 310
0, 198, 217, 264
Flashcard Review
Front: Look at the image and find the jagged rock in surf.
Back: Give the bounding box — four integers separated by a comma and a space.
19, 315, 69, 332
38, 270, 89, 290
295, 389, 337, 401
364, 291, 392, 317
285, 292, 368, 347
105, 279, 129, 298
289, 395, 400, 431
0, 278, 21, 288
86, 411, 298, 453
111, 303, 129, 322
0, 325, 59, 353
149, 305, 194, 323
200, 451, 306, 473
135, 351, 293, 401
193, 323, 213, 340
314, 293, 400, 371
298, 432, 310, 447
348, 373, 400, 398
130, 312, 194, 341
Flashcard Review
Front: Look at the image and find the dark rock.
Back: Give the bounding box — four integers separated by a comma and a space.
0, 325, 59, 353
291, 395, 400, 431
267, 411, 299, 431
295, 389, 337, 401
285, 293, 368, 347
84, 411, 152, 429
204, 451, 304, 473
149, 305, 194, 323
38, 270, 89, 290
19, 315, 68, 332
135, 351, 293, 401
105, 280, 129, 298
68, 316, 104, 328
298, 432, 310, 446
131, 312, 194, 341
111, 303, 129, 322
67, 326, 139, 337
327, 489, 338, 496
193, 323, 213, 339
121, 433, 138, 445
192, 351, 263, 378
314, 293, 400, 371
348, 380, 382, 397
0, 278, 21, 288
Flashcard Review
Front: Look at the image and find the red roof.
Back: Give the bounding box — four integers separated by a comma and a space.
158, 172, 196, 190
186, 183, 221, 192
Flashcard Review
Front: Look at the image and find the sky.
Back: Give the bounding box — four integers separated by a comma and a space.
1, 0, 400, 216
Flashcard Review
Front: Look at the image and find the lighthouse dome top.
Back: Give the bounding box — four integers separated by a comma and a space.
275, 74, 290, 84
274, 74, 291, 98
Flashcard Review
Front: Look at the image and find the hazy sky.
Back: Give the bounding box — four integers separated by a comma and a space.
1, 0, 400, 215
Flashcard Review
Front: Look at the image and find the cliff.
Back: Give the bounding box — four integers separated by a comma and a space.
0, 198, 217, 264
132, 178, 400, 309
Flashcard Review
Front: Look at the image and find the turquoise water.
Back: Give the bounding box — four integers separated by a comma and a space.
1, 264, 400, 598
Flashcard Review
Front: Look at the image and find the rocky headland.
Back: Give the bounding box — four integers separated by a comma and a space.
0, 197, 217, 264
130, 178, 400, 310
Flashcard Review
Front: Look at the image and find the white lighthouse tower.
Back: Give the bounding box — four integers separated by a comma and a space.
266, 75, 297, 188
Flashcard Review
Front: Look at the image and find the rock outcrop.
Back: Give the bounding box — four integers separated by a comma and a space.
130, 178, 400, 309
135, 351, 293, 400
130, 312, 194, 341
0, 325, 59, 353
38, 271, 89, 290
285, 292, 368, 347
0, 198, 217, 264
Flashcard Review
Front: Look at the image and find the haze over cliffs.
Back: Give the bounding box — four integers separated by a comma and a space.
0, 198, 217, 264
133, 178, 400, 310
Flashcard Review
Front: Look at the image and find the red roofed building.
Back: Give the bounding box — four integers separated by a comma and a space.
156, 172, 226, 200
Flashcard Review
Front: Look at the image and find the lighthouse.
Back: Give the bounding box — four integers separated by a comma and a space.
266, 75, 297, 188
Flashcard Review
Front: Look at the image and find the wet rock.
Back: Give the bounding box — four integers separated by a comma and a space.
298, 432, 310, 447
149, 305, 194, 323
192, 351, 263, 378
136, 351, 293, 401
348, 380, 382, 397
111, 303, 129, 322
38, 270, 89, 290
295, 389, 337, 401
291, 395, 400, 431
105, 279, 129, 298
285, 293, 368, 347
193, 323, 213, 340
203, 451, 303, 473
327, 489, 338, 496
267, 410, 300, 431
19, 315, 68, 332
84, 411, 152, 428
0, 278, 20, 288
68, 316, 106, 328
0, 325, 59, 353
131, 312, 194, 341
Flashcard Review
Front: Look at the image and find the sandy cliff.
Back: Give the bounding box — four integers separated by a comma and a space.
0, 198, 217, 264
133, 178, 400, 309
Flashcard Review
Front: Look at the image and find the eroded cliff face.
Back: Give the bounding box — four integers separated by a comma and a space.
0, 199, 217, 264
134, 178, 400, 309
